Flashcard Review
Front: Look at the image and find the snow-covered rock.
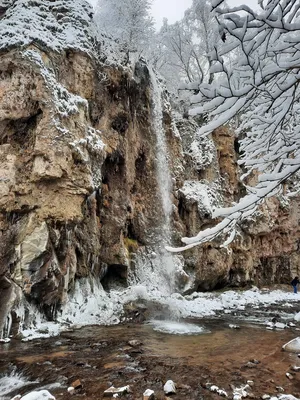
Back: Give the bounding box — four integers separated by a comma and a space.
163, 380, 176, 394
294, 312, 300, 322
20, 390, 55, 400
282, 337, 300, 353
0, 0, 97, 54
143, 389, 155, 400
103, 385, 130, 396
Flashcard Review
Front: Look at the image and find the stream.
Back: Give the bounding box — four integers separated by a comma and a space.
1, 299, 300, 400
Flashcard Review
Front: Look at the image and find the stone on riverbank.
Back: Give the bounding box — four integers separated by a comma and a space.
164, 380, 176, 394
282, 338, 300, 353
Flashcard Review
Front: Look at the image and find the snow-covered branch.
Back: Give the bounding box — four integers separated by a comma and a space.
169, 0, 300, 251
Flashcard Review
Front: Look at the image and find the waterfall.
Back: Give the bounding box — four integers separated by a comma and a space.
149, 69, 173, 239
128, 69, 187, 299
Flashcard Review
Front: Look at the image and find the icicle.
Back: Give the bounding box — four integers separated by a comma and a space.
0, 312, 12, 342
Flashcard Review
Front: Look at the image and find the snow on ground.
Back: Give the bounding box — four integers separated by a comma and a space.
13, 282, 300, 341
8, 279, 300, 342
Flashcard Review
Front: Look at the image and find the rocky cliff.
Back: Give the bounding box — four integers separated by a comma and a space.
1, 0, 300, 335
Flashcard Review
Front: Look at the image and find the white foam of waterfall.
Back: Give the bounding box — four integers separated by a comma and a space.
0, 370, 38, 398
149, 320, 209, 335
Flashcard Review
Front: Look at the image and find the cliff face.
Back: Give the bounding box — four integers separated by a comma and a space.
177, 120, 300, 291
0, 0, 185, 328
1, 0, 300, 334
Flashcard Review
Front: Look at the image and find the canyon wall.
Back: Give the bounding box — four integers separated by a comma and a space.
0, 0, 300, 332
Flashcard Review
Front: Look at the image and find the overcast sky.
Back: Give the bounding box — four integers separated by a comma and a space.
90, 0, 258, 28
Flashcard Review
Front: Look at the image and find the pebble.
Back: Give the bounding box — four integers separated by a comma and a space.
261, 395, 270, 400
71, 379, 82, 389
229, 324, 240, 329
276, 386, 284, 392
143, 389, 155, 400
292, 366, 300, 371
104, 385, 130, 397
286, 372, 293, 380
245, 362, 257, 368
128, 340, 142, 347
67, 387, 75, 394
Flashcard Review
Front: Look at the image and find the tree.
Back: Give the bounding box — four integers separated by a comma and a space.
95, 0, 154, 60
149, 0, 222, 93
166, 0, 300, 252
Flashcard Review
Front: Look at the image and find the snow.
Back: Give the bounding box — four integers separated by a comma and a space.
0, 0, 97, 55
23, 49, 88, 118
20, 390, 55, 400
178, 180, 222, 219
186, 132, 216, 171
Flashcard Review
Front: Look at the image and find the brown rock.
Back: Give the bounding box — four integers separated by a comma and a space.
71, 379, 82, 389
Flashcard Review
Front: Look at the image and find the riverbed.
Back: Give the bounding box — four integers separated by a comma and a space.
1, 312, 300, 400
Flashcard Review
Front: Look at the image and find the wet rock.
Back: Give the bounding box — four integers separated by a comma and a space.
245, 362, 258, 368
291, 366, 300, 371
229, 324, 240, 329
71, 379, 82, 389
210, 385, 228, 397
143, 389, 155, 400
232, 384, 250, 400
177, 383, 192, 390
128, 340, 142, 347
164, 380, 176, 394
206, 384, 228, 397
286, 372, 293, 380
103, 385, 131, 397
283, 337, 300, 352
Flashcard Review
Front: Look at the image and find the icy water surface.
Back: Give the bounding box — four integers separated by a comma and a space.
1, 315, 300, 400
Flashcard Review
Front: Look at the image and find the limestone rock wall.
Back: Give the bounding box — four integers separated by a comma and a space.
176, 117, 300, 291
0, 37, 182, 326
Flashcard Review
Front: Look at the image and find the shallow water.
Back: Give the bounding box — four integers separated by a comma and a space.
1, 316, 300, 400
